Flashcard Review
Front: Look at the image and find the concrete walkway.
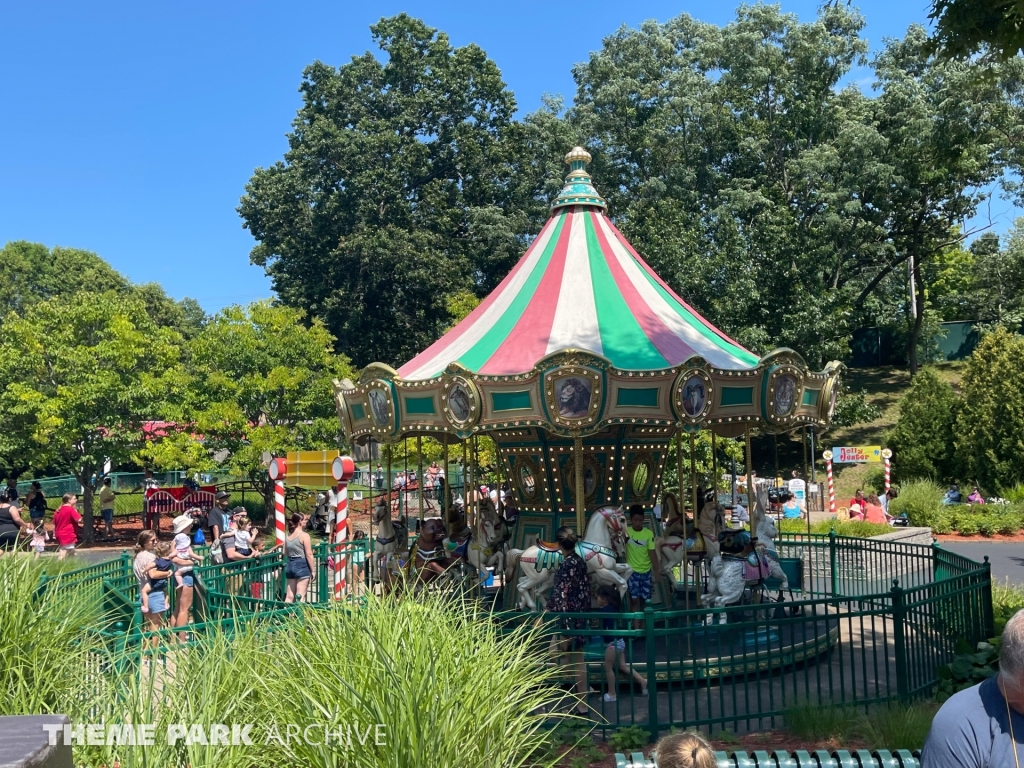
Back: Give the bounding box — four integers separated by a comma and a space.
939, 541, 1024, 586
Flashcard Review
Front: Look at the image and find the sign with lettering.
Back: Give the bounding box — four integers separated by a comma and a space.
832, 446, 883, 464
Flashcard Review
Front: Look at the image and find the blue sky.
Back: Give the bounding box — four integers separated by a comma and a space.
1, 1, 1018, 312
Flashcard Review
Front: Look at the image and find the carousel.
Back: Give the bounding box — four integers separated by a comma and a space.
334, 147, 840, 601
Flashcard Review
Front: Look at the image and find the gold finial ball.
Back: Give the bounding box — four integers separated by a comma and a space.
564, 146, 592, 166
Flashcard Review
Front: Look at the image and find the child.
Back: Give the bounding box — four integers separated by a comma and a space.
234, 517, 258, 556
651, 731, 717, 768
30, 523, 49, 559
625, 504, 658, 626
141, 541, 174, 614
595, 585, 648, 702
172, 532, 203, 587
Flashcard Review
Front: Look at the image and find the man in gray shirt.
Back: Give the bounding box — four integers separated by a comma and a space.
923, 609, 1024, 767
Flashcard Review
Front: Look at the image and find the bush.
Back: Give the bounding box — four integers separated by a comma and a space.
888, 480, 945, 527
779, 519, 892, 537
886, 368, 959, 483
993, 580, 1024, 635
1003, 483, 1024, 504
859, 701, 939, 751
956, 328, 1024, 490
784, 702, 859, 742
935, 639, 999, 701
832, 387, 883, 428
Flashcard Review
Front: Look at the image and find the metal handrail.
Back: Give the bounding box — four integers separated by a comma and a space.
616, 749, 921, 767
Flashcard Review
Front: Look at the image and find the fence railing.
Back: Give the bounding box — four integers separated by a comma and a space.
48, 530, 990, 740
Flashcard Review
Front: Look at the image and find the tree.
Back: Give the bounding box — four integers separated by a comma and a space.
928, 0, 1024, 62
239, 15, 550, 368
142, 302, 355, 504
955, 327, 1024, 490
0, 293, 180, 540
886, 368, 960, 483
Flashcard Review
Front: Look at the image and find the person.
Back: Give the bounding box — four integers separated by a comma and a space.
625, 505, 659, 622
26, 482, 47, 526
30, 522, 49, 558
847, 489, 866, 511
731, 502, 750, 524
781, 495, 804, 520
233, 516, 258, 557
170, 514, 202, 641
375, 464, 384, 490
140, 540, 174, 615
652, 498, 663, 533
969, 486, 986, 505
0, 488, 31, 553
651, 731, 717, 768
594, 585, 647, 703
944, 485, 962, 505
546, 526, 591, 715
922, 608, 1024, 766
6, 479, 19, 505
140, 540, 173, 646
862, 493, 889, 525
137, 470, 160, 530
52, 493, 82, 560
284, 512, 315, 603
98, 477, 116, 540
208, 491, 231, 561
883, 488, 898, 515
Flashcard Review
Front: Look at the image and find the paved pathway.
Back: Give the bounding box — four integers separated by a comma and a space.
939, 541, 1024, 585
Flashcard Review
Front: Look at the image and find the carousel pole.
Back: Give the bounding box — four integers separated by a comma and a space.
689, 433, 698, 517
745, 426, 753, 504
711, 431, 718, 500
461, 438, 468, 512
442, 433, 449, 521
803, 427, 812, 538
417, 436, 424, 530
573, 431, 585, 535
403, 438, 409, 521
467, 436, 476, 528
676, 430, 689, 613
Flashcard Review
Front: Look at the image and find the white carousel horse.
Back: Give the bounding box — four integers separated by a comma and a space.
466, 514, 504, 581
751, 486, 789, 590
701, 529, 772, 621
506, 506, 630, 611
371, 495, 407, 583
656, 497, 726, 579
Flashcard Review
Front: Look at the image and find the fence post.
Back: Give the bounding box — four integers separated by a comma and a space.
829, 528, 839, 597
982, 556, 995, 639
891, 579, 909, 701
644, 605, 658, 740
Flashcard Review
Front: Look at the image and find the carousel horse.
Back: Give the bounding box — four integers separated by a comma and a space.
407, 517, 454, 584
371, 495, 408, 584
701, 529, 772, 621
443, 495, 505, 582
506, 506, 630, 611
655, 495, 729, 581
751, 486, 789, 591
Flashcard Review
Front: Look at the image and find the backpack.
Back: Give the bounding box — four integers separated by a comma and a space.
209, 538, 224, 564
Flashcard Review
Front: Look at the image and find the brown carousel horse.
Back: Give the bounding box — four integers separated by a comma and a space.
656, 492, 726, 578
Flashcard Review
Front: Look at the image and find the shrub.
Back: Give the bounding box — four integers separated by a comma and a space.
993, 580, 1024, 635
888, 480, 945, 527
935, 639, 999, 701
886, 367, 960, 483
956, 515, 981, 536
955, 328, 1024, 490
863, 466, 887, 495
1003, 483, 1024, 504
608, 725, 651, 751
784, 702, 859, 742
832, 387, 883, 428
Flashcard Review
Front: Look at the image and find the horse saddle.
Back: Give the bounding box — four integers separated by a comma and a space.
537, 539, 560, 552
742, 551, 770, 581
445, 537, 470, 559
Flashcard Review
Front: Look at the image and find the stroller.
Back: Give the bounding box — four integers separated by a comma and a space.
306, 492, 333, 536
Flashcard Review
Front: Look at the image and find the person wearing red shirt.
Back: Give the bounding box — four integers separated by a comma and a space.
847, 489, 866, 511
52, 493, 82, 560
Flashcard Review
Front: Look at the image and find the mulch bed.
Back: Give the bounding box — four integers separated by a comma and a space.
936, 532, 1024, 543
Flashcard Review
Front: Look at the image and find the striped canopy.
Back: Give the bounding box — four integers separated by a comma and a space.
398, 151, 759, 380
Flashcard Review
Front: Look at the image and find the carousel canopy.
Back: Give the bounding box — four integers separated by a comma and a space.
398, 148, 758, 381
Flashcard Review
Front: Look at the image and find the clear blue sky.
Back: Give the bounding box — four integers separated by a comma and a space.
1, 1, 1017, 312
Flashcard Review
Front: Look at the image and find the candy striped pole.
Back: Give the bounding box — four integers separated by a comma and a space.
332, 456, 356, 601
268, 459, 288, 551
823, 450, 836, 516
882, 448, 893, 493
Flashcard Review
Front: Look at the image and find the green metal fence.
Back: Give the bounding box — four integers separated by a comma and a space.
52, 532, 990, 741
616, 750, 921, 767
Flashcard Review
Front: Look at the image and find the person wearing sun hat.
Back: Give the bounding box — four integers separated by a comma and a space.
170, 513, 202, 641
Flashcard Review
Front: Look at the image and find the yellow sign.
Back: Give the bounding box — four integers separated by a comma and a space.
285, 450, 341, 488
832, 446, 882, 464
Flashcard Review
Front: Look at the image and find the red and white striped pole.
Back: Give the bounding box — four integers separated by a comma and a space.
332, 455, 356, 601
823, 450, 836, 516
268, 458, 288, 551
882, 448, 892, 493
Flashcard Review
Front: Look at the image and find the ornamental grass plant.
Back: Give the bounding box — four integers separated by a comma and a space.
0, 555, 106, 716
2, 568, 572, 768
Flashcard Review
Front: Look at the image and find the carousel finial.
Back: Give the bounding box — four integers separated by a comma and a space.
551, 146, 606, 212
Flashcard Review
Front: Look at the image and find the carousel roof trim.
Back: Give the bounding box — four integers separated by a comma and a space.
396, 149, 759, 381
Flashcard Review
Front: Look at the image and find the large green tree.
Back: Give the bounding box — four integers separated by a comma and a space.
142, 302, 355, 500
0, 292, 180, 539
928, 0, 1024, 61
886, 367, 959, 482
239, 15, 555, 368
955, 327, 1024, 490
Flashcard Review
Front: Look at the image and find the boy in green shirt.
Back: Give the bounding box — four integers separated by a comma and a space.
625, 504, 659, 615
